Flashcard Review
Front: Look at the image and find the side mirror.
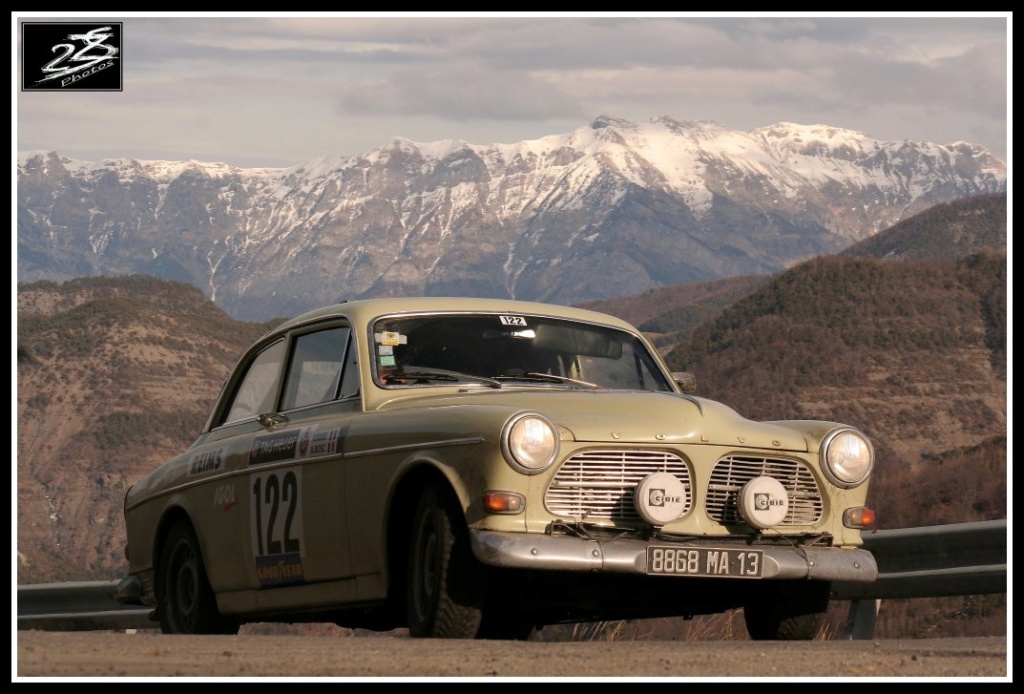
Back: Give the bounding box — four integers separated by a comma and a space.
671, 371, 697, 393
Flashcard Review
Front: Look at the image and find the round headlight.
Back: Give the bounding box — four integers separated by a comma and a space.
821, 428, 874, 488
501, 413, 559, 474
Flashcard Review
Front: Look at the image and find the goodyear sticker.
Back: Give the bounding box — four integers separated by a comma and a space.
255, 553, 305, 587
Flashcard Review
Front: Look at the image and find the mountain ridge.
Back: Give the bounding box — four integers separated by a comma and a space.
17, 116, 1006, 320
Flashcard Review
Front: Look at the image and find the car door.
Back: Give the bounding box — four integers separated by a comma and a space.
241, 322, 360, 592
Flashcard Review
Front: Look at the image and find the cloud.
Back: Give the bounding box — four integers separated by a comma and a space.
335, 65, 587, 121
15, 13, 1008, 167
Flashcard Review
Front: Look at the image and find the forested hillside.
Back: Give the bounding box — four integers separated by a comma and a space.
16, 277, 278, 583
663, 252, 1006, 526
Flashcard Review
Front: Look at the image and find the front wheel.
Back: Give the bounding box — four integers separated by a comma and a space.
406, 484, 486, 638
157, 520, 238, 634
743, 580, 831, 640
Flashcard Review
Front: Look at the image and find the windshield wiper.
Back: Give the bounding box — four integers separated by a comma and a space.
385, 370, 502, 388
492, 372, 600, 389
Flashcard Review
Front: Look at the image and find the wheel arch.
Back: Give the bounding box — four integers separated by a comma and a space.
384, 462, 464, 621
151, 503, 206, 594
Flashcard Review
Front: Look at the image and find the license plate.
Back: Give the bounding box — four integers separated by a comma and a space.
646, 546, 764, 578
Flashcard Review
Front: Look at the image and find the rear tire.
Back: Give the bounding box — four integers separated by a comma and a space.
157, 520, 238, 635
743, 580, 831, 640
406, 484, 486, 638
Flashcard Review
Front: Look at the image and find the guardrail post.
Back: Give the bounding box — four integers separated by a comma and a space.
844, 598, 880, 640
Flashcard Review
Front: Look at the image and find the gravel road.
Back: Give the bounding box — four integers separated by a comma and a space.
15, 631, 1008, 680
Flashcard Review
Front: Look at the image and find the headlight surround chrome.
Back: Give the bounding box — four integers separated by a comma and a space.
821, 427, 874, 488
501, 412, 559, 474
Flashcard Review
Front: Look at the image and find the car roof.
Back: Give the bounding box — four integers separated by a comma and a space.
271, 297, 640, 334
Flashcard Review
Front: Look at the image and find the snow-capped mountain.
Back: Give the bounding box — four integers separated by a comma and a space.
17, 116, 1006, 320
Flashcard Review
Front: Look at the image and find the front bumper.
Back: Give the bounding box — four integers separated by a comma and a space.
470, 529, 878, 582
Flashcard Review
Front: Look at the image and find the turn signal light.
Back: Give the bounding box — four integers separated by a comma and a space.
483, 491, 525, 514
843, 506, 876, 529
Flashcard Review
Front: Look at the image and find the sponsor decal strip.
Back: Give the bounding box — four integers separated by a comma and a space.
249, 424, 348, 466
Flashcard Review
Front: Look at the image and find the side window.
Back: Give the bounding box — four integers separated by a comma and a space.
224, 339, 288, 424
281, 327, 351, 411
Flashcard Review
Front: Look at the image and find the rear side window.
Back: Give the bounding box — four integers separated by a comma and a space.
281, 327, 351, 411
223, 339, 287, 424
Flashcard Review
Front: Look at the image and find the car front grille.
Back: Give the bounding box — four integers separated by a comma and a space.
545, 450, 693, 521
706, 454, 823, 525
544, 450, 823, 526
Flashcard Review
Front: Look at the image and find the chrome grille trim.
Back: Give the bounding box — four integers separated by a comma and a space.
706, 454, 823, 525
545, 450, 693, 520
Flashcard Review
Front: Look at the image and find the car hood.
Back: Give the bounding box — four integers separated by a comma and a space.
378, 389, 810, 452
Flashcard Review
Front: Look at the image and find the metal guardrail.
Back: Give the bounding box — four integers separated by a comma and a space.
834, 519, 1008, 599
834, 519, 1007, 639
17, 520, 1006, 638
16, 579, 154, 632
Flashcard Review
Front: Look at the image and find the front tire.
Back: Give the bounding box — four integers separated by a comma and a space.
743, 580, 831, 640
157, 520, 237, 634
406, 484, 486, 638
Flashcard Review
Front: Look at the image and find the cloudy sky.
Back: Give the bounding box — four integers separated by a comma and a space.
14, 11, 1011, 169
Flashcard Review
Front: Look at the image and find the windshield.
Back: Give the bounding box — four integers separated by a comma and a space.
371, 312, 673, 392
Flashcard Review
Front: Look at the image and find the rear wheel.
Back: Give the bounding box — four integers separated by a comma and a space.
743, 580, 831, 640
157, 520, 238, 635
406, 484, 486, 638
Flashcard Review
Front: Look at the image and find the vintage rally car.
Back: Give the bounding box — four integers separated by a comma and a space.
120, 297, 877, 640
